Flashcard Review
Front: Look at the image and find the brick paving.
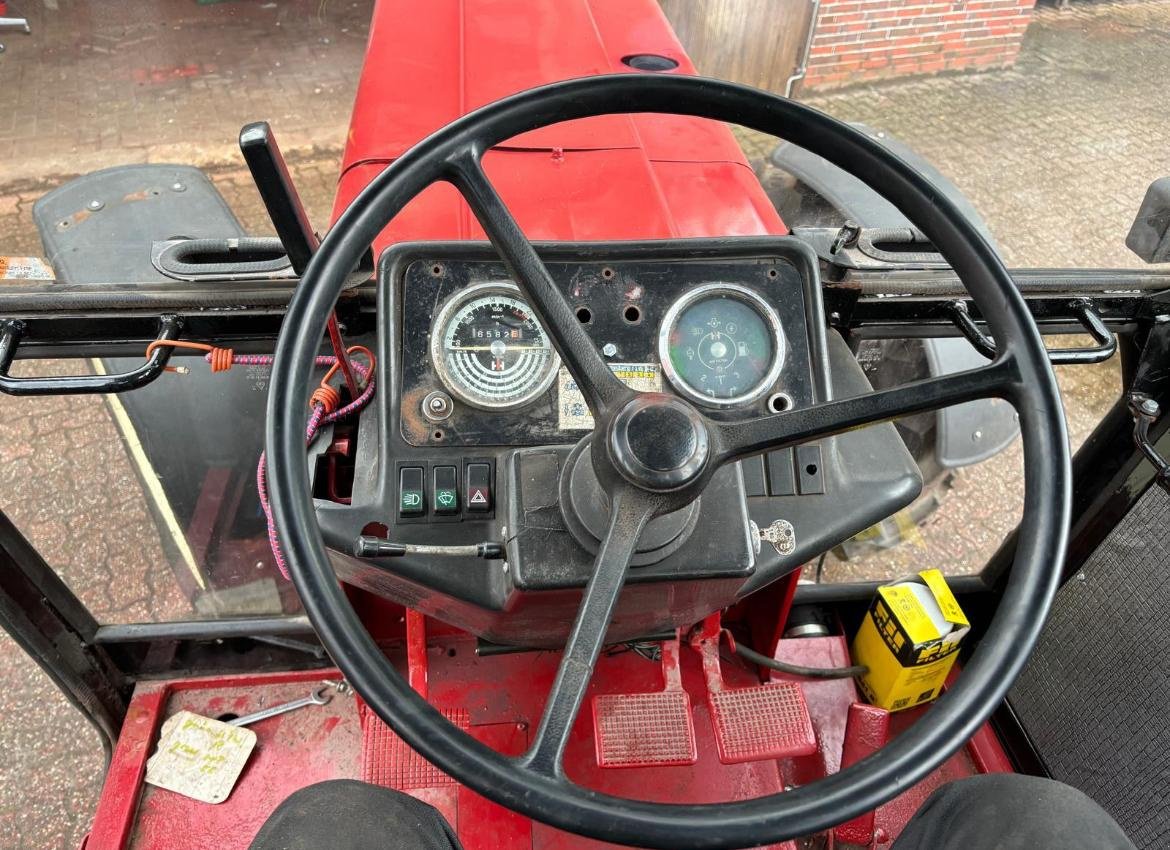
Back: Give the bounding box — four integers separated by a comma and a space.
747, 0, 1167, 580
0, 1, 1166, 847
0, 0, 372, 188
0, 2, 373, 847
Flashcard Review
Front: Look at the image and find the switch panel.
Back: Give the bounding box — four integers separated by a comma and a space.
399, 466, 424, 517
466, 463, 492, 512
796, 445, 825, 495
433, 465, 459, 514
766, 449, 796, 497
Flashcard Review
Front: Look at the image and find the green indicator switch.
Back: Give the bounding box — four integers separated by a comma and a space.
433, 465, 459, 515
399, 467, 424, 517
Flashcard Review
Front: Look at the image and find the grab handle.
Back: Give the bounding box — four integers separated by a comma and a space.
0, 314, 184, 396
947, 299, 1116, 365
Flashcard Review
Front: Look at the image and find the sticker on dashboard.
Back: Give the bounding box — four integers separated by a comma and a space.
557, 362, 662, 430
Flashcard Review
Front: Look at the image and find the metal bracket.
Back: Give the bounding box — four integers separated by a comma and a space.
1129, 393, 1170, 494
0, 314, 184, 396
946, 299, 1116, 365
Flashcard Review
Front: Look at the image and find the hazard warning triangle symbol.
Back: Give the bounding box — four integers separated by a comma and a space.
469, 489, 488, 505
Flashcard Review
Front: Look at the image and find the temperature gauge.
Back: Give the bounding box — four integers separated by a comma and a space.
430, 282, 560, 410
659, 283, 785, 407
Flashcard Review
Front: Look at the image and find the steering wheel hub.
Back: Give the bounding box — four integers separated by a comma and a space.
608, 394, 710, 491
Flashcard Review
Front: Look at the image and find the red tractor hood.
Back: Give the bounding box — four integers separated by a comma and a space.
332, 0, 784, 250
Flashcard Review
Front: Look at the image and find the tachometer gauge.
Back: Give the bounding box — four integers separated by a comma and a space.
430, 282, 560, 410
659, 283, 785, 407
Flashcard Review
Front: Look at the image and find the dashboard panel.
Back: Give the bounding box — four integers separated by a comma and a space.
396, 241, 830, 447
314, 239, 920, 648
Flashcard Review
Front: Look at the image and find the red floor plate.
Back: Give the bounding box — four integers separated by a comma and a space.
360, 706, 469, 789
91, 635, 1002, 850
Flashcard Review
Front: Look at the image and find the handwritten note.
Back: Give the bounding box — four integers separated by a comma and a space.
145, 710, 257, 804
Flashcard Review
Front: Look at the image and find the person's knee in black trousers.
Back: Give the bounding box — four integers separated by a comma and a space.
892, 774, 1135, 850
250, 774, 1135, 850
249, 779, 464, 850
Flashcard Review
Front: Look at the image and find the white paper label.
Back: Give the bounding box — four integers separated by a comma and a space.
557, 362, 662, 430
145, 711, 256, 804
0, 257, 55, 281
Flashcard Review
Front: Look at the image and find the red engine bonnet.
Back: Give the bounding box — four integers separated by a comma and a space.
330, 0, 786, 250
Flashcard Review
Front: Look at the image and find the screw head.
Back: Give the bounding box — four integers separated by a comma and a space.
1140, 398, 1160, 416
171, 182, 187, 192
601, 342, 618, 357
422, 390, 453, 422
87, 199, 104, 211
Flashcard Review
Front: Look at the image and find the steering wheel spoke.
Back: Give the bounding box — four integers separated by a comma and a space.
447, 153, 631, 414
713, 356, 1020, 465
521, 487, 657, 778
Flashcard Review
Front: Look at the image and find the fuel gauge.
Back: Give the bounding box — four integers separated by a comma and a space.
659, 283, 785, 407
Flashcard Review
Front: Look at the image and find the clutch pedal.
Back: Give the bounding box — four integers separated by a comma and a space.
592, 633, 698, 768
692, 617, 817, 765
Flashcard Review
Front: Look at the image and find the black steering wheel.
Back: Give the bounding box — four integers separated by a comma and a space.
267, 75, 1071, 849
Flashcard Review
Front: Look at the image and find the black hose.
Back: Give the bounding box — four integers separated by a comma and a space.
733, 640, 868, 681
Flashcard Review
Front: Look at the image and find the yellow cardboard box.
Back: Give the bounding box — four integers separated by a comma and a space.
851, 569, 970, 712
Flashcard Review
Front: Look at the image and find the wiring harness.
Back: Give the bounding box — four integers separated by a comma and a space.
145, 339, 377, 578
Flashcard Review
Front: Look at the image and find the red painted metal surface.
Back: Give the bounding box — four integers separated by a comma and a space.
766, 638, 1015, 848
739, 570, 803, 678
966, 718, 1016, 775
868, 705, 988, 849
87, 685, 169, 850
87, 669, 357, 850
834, 703, 892, 847
329, 0, 785, 249
87, 636, 1016, 849
406, 607, 429, 698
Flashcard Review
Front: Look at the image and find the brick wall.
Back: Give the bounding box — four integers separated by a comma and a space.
801, 0, 1037, 91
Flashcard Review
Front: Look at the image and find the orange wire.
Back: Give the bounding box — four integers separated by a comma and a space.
312, 345, 376, 413
145, 339, 214, 357
145, 339, 236, 373
145, 340, 376, 409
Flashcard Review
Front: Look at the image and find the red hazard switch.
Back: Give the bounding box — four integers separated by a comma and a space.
466, 463, 492, 512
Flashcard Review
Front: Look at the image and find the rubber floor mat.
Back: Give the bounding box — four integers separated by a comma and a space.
1009, 487, 1170, 850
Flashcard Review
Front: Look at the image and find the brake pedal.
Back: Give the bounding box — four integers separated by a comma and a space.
592, 634, 698, 768
692, 620, 817, 765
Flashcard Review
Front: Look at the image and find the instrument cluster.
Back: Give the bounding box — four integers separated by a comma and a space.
395, 246, 822, 448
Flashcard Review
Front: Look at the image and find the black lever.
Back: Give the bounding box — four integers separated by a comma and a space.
239, 121, 360, 398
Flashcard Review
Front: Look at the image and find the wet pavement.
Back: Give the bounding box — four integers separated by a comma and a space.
0, 1, 1165, 847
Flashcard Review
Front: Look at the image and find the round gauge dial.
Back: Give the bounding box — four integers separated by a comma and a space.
659, 283, 786, 407
430, 282, 560, 410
